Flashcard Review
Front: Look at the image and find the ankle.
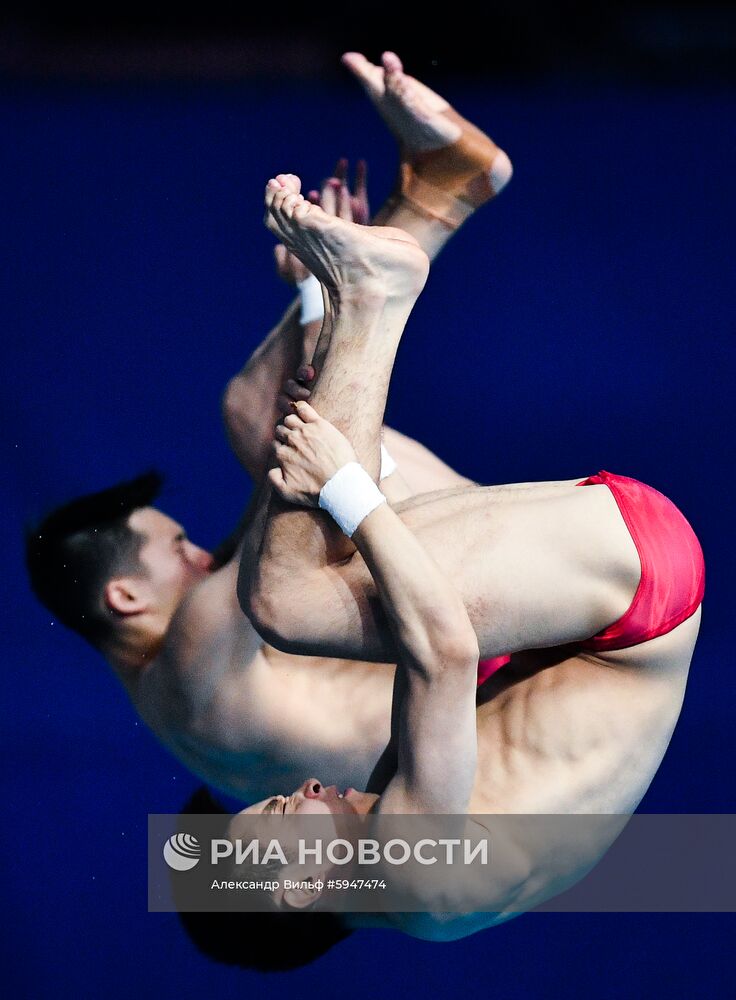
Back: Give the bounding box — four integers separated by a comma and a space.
328, 284, 390, 315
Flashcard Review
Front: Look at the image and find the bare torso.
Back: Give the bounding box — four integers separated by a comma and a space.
473, 611, 699, 814
133, 476, 698, 821
137, 629, 394, 800
396, 609, 700, 941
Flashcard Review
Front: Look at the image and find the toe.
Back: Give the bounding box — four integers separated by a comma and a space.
264, 178, 282, 208
276, 173, 302, 194
293, 200, 312, 221
271, 187, 288, 212
342, 51, 384, 96
382, 51, 403, 74
282, 192, 301, 218
341, 52, 371, 77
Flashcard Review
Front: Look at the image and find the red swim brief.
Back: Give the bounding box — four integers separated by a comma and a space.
577, 470, 704, 651
476, 470, 704, 684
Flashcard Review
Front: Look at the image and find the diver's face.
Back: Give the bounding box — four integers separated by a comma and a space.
239, 778, 379, 818
229, 780, 380, 912
129, 507, 214, 614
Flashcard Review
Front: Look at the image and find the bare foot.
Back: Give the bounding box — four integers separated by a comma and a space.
264, 174, 429, 301
342, 51, 513, 228
274, 158, 371, 287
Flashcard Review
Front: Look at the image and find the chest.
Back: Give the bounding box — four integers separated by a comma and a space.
253, 653, 395, 753
171, 653, 395, 800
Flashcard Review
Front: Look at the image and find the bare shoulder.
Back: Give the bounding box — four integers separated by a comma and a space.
174, 558, 240, 631
161, 560, 262, 681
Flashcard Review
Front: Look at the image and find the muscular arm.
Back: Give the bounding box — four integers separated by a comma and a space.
222, 301, 320, 479
351, 503, 480, 814
223, 311, 471, 492
267, 403, 480, 814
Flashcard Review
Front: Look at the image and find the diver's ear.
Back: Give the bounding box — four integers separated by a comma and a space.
281, 880, 324, 911
104, 577, 151, 616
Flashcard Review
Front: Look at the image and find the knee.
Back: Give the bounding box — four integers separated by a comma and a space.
222, 377, 252, 439
238, 566, 301, 653
237, 565, 273, 639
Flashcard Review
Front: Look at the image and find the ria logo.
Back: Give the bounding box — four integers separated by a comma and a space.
163, 833, 201, 871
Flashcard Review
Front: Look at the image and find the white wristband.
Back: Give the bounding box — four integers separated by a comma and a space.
318, 462, 387, 537
297, 275, 324, 325
379, 442, 397, 481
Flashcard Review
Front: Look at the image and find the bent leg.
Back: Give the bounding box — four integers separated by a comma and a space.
240, 180, 637, 663
295, 54, 511, 498
344, 51, 513, 250
238, 174, 429, 612
254, 477, 639, 663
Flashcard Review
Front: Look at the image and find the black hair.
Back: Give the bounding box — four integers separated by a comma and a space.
24, 471, 164, 646
176, 787, 354, 973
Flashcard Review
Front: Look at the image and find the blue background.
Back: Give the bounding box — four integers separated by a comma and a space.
3, 75, 735, 996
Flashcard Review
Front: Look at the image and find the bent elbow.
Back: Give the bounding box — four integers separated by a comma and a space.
439, 628, 481, 673
408, 620, 480, 676
430, 604, 480, 670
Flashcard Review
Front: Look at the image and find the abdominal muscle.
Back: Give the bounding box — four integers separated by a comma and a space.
399, 610, 701, 941
472, 608, 699, 815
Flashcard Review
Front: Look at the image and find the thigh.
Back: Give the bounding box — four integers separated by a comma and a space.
350, 482, 640, 658
263, 480, 639, 665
